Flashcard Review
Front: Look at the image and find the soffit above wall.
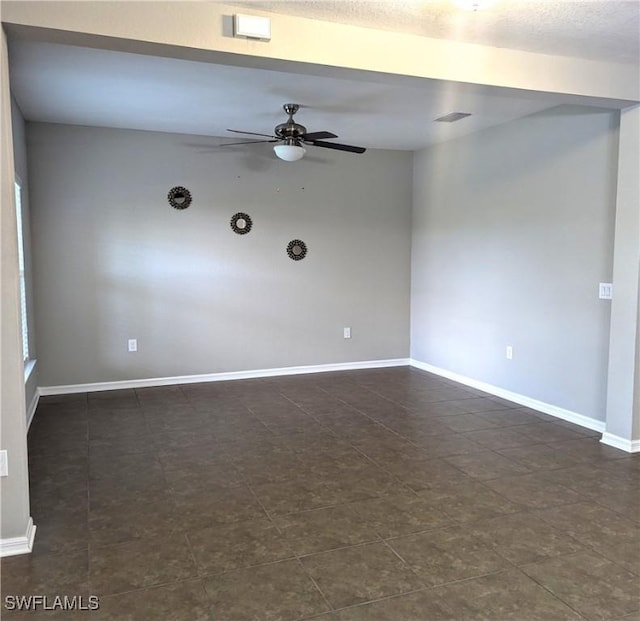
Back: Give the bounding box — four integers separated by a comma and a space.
8, 39, 584, 151
4, 1, 637, 152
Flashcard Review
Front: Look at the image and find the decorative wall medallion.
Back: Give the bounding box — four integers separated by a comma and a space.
230, 212, 253, 235
287, 239, 307, 261
168, 186, 192, 210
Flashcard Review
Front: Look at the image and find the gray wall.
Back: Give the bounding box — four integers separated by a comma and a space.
11, 95, 38, 416
27, 123, 412, 387
411, 105, 619, 422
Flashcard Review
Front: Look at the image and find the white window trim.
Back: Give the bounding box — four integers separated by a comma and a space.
14, 176, 31, 367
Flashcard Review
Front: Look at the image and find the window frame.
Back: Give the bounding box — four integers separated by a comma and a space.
14, 176, 30, 363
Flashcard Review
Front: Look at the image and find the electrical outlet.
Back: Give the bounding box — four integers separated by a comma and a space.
343, 327, 351, 339
128, 339, 137, 352
0, 450, 8, 477
506, 345, 513, 360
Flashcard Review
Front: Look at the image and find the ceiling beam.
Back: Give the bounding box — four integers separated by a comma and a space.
1, 1, 638, 108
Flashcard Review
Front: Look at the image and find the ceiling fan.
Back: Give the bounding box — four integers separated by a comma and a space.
224, 103, 366, 161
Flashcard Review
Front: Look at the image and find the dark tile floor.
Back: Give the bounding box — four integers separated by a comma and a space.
2, 367, 639, 620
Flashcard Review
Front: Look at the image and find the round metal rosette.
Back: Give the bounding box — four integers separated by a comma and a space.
286, 239, 307, 261
230, 212, 253, 235
167, 186, 192, 210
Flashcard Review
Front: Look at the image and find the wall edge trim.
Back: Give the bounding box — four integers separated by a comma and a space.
26, 389, 39, 430
600, 432, 640, 453
38, 358, 411, 395
0, 517, 36, 557
409, 358, 606, 433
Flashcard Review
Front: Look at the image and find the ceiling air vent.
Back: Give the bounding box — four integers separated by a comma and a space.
434, 112, 472, 123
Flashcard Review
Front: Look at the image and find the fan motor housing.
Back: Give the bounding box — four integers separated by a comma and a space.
274, 121, 307, 140
224, 102, 366, 154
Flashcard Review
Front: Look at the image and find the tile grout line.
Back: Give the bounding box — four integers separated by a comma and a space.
240, 407, 404, 618
275, 380, 634, 619
280, 391, 423, 499
279, 383, 524, 615
246, 474, 337, 614
291, 536, 384, 561
294, 557, 336, 616
298, 566, 542, 620
476, 535, 594, 619
379, 537, 431, 587
279, 385, 594, 520
511, 563, 592, 621
183, 529, 203, 581
312, 386, 494, 470
90, 575, 215, 602
255, 472, 337, 614
243, 477, 336, 599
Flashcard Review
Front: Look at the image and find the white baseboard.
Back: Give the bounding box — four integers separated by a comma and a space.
26, 389, 39, 430
600, 432, 640, 453
38, 358, 411, 395
409, 358, 606, 434
0, 517, 36, 557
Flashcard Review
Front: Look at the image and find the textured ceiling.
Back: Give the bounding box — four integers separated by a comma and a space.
233, 0, 640, 64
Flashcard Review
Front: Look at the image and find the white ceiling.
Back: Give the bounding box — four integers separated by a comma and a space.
7, 1, 639, 152
9, 40, 567, 151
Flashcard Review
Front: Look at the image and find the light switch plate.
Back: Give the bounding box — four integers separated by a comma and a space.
599, 283, 613, 300
343, 327, 351, 339
0, 450, 8, 477
128, 339, 137, 352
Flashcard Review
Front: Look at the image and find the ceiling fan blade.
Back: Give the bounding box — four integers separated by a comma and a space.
226, 129, 278, 138
221, 139, 278, 146
303, 131, 338, 141
310, 140, 366, 154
